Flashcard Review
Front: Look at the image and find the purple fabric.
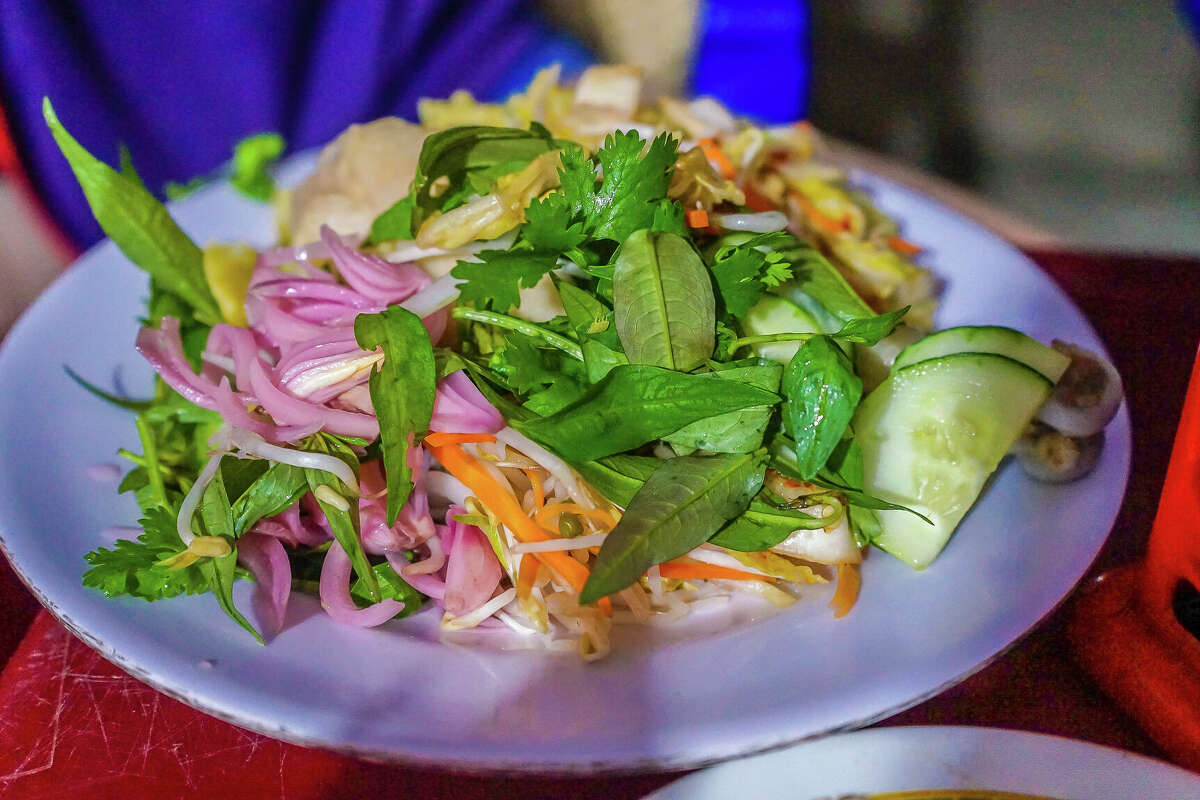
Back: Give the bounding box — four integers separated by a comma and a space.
0, 0, 545, 249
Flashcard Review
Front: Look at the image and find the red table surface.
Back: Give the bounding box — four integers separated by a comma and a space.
0, 250, 1197, 800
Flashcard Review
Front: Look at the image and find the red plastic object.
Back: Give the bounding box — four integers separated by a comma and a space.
1070, 343, 1200, 770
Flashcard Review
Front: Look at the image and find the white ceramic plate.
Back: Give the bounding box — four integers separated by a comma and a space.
645, 726, 1200, 798
0, 158, 1130, 772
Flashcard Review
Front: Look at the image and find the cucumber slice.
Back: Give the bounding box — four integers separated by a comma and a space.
892, 325, 1070, 383
740, 295, 822, 363
853, 353, 1053, 569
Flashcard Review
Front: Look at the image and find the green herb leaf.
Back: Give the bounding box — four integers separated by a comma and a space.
43, 98, 221, 325
82, 507, 209, 600
367, 195, 416, 243
613, 230, 715, 372
354, 306, 436, 525
350, 562, 424, 620
587, 131, 679, 242
777, 240, 874, 324
368, 125, 557, 243
580, 451, 768, 603
830, 307, 910, 345
512, 364, 780, 463
664, 362, 782, 454
230, 462, 308, 535
63, 365, 151, 412
230, 132, 285, 201
557, 280, 628, 382
650, 199, 687, 235
573, 454, 661, 507
199, 549, 263, 643
524, 192, 587, 252
302, 438, 377, 600
452, 249, 559, 313
782, 335, 863, 479
709, 501, 826, 551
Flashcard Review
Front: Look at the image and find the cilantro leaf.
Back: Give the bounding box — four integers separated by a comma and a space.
710, 246, 768, 317
588, 131, 678, 242
83, 506, 208, 601
452, 250, 559, 312
524, 192, 586, 252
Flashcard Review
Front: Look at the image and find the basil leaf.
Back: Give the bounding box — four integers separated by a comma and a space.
197, 464, 262, 642
663, 363, 782, 454
557, 280, 628, 382
368, 195, 416, 243
199, 550, 263, 644
350, 562, 424, 620
43, 98, 221, 325
302, 439, 377, 600
573, 454, 661, 507
830, 307, 910, 345
231, 462, 308, 535
355, 306, 436, 525
777, 241, 873, 324
613, 230, 715, 372
709, 500, 827, 551
580, 451, 768, 603
782, 335, 863, 479
512, 365, 780, 463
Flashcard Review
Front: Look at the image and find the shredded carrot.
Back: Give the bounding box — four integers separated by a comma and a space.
698, 137, 737, 179
789, 190, 849, 235
886, 235, 922, 256
658, 561, 774, 583
535, 502, 618, 530
516, 553, 542, 600
829, 563, 860, 619
426, 442, 611, 615
522, 468, 545, 512
423, 431, 497, 448
743, 182, 779, 212
685, 207, 709, 228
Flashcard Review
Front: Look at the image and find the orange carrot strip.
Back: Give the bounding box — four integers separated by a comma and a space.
535, 502, 618, 530
423, 432, 497, 448
685, 208, 710, 228
427, 443, 611, 614
829, 563, 860, 619
698, 137, 737, 179
522, 468, 545, 512
743, 182, 779, 212
886, 235, 922, 256
789, 190, 849, 235
658, 561, 774, 583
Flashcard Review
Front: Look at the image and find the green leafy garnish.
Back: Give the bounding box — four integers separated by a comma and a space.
354, 307, 436, 525
83, 506, 209, 600
829, 306, 910, 345
513, 365, 781, 463
451, 249, 560, 313
230, 132, 285, 201
612, 229, 715, 372
781, 335, 863, 479
43, 98, 221, 325
580, 450, 768, 603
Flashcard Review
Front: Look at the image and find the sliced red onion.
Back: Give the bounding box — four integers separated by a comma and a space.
388, 550, 446, 601
393, 446, 436, 545
256, 241, 334, 270
322, 225, 432, 306
319, 540, 405, 627
402, 534, 445, 576
135, 319, 220, 410
237, 531, 291, 637
430, 370, 505, 433
442, 505, 502, 616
